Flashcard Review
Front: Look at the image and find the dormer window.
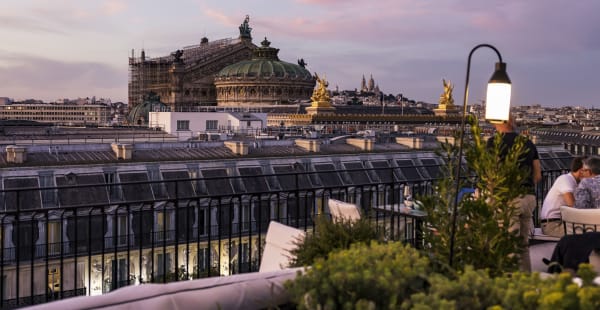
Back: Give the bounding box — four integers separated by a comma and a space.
65, 172, 77, 185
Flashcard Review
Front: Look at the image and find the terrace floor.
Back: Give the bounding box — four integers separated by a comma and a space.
530, 241, 558, 273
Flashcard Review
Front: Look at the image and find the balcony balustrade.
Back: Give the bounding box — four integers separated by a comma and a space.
0, 157, 570, 308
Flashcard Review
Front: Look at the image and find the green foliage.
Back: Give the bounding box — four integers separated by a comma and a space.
286, 242, 432, 309
289, 215, 385, 267
406, 266, 540, 309
407, 264, 600, 310
287, 240, 600, 309
418, 116, 529, 275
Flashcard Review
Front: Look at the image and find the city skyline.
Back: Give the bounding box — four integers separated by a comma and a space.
1, 0, 599, 108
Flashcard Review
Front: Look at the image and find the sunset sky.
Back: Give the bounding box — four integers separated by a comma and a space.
1, 0, 599, 107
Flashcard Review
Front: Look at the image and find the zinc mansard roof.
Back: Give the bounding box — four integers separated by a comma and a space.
0, 126, 572, 172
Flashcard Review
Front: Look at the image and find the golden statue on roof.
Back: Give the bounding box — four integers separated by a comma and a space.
433, 78, 459, 116
311, 73, 331, 103
306, 72, 336, 115
438, 79, 455, 109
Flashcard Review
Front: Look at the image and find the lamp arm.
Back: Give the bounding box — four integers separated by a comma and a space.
448, 43, 504, 267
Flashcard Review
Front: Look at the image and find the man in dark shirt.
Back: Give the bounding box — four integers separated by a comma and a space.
487, 117, 542, 271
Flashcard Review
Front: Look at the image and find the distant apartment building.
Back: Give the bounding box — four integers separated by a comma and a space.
0, 103, 112, 126
149, 111, 267, 140
0, 98, 12, 105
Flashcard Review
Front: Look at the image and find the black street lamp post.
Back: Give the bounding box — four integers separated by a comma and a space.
448, 44, 513, 266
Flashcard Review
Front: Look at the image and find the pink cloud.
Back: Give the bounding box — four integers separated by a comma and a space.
0, 14, 65, 34
257, 13, 447, 48
204, 9, 239, 27
71, 8, 92, 20
102, 0, 127, 16
295, 0, 356, 4
470, 13, 506, 30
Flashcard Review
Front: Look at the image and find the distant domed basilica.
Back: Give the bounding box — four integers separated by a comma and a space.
360, 74, 380, 94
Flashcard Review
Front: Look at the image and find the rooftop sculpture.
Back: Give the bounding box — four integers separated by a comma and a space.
311, 73, 331, 103
306, 73, 335, 115
438, 79, 455, 109
433, 79, 459, 116
239, 15, 252, 39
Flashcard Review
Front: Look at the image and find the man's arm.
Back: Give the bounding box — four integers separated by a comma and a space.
532, 159, 542, 184
562, 192, 575, 207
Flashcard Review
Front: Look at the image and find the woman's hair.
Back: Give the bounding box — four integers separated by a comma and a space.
584, 156, 600, 175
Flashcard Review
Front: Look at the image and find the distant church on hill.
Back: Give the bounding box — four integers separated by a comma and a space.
360, 74, 380, 94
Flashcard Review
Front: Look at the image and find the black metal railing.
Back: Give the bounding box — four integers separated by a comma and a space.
0, 161, 568, 308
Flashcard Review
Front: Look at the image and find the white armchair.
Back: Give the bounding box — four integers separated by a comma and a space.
560, 206, 600, 234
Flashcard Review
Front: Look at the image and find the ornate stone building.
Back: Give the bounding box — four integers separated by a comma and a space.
128, 16, 315, 115
128, 16, 257, 111
214, 38, 315, 107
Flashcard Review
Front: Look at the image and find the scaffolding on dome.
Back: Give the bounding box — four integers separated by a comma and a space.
181, 38, 242, 68
127, 37, 248, 110
128, 50, 171, 112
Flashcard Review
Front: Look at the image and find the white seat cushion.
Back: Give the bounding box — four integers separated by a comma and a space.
531, 227, 560, 242
328, 198, 361, 223
259, 221, 305, 272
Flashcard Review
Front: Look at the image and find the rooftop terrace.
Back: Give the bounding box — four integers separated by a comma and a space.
0, 126, 575, 308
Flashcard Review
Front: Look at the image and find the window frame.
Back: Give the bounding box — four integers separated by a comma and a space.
206, 120, 218, 131
176, 120, 190, 131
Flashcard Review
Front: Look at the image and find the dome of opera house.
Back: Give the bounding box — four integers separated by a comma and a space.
214, 37, 315, 107
127, 92, 169, 126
